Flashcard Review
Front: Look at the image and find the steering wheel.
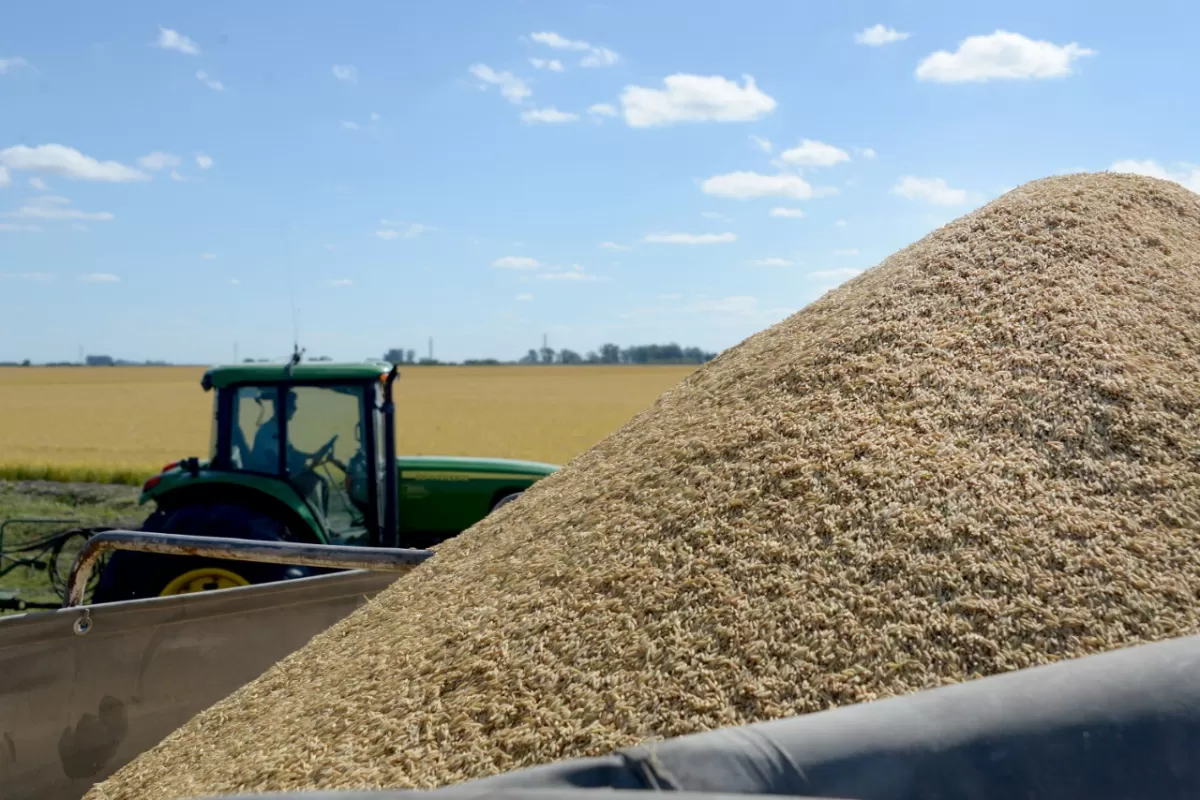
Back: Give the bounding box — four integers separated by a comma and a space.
307, 435, 340, 471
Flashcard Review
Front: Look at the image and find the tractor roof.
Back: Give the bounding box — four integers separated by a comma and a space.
202, 361, 393, 390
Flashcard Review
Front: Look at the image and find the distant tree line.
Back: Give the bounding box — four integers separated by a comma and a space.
83, 355, 172, 367
383, 348, 441, 366
516, 342, 717, 366
0, 356, 172, 367
4, 342, 718, 369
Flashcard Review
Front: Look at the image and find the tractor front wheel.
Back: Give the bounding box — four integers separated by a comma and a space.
90, 503, 313, 604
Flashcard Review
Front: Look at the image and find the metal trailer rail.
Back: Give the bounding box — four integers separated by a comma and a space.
0, 532, 434, 800
63, 530, 433, 608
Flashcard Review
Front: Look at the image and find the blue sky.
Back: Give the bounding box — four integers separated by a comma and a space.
2, 0, 1198, 364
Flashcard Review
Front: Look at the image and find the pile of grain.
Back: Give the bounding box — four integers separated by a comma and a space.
90, 172, 1200, 800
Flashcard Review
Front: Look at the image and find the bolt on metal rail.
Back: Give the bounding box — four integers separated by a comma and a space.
64, 530, 435, 608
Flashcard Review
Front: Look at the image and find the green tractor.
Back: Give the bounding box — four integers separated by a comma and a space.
90, 357, 558, 603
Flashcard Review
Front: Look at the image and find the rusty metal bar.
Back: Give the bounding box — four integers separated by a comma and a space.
64, 530, 434, 608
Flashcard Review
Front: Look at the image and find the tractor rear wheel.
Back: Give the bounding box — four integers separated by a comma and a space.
490, 492, 523, 512
90, 503, 314, 604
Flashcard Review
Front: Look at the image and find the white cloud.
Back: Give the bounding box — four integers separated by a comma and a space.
370, 112, 381, 121
138, 151, 181, 171
230, 278, 241, 285
809, 268, 863, 280
916, 30, 1095, 83
376, 230, 398, 240
330, 279, 353, 286
780, 139, 850, 167
599, 241, 629, 250
3, 195, 114, 222
833, 248, 859, 256
154, 27, 200, 55
702, 171, 813, 200
4, 205, 114, 221
0, 57, 33, 74
891, 176, 970, 205
643, 232, 737, 245
0, 223, 43, 233
200, 253, 217, 260
493, 256, 541, 269
858, 147, 877, 159
530, 32, 591, 50
28, 177, 46, 190
0, 144, 149, 182
169, 169, 190, 182
587, 103, 618, 117
516, 293, 535, 301
529, 32, 618, 67
855, 25, 910, 46
521, 107, 580, 124
332, 64, 358, 83
530, 58, 564, 72
1110, 159, 1200, 193
750, 135, 772, 153
769, 207, 805, 218
341, 120, 360, 130
469, 63, 532, 104
621, 74, 776, 127
196, 70, 224, 91
581, 47, 619, 68
836, 219, 849, 227
748, 257, 792, 267
81, 273, 120, 283
195, 154, 214, 170
0, 166, 7, 187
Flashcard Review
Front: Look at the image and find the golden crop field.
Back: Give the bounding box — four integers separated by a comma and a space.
0, 365, 699, 484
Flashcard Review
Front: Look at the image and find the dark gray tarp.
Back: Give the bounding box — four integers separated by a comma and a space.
219, 793, 848, 800
216, 633, 1200, 800
0, 569, 399, 800
452, 632, 1200, 800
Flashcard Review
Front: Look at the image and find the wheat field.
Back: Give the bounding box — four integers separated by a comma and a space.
0, 365, 698, 484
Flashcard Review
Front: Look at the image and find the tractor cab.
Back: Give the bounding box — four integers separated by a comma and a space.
201, 359, 399, 548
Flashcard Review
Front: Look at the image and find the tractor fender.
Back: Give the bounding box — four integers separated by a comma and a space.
144, 479, 327, 544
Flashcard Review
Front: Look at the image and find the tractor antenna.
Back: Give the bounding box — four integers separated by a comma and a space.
284, 220, 301, 360
289, 276, 300, 357
285, 342, 305, 376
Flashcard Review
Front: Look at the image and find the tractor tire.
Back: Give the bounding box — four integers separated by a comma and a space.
490, 492, 523, 513
90, 503, 314, 604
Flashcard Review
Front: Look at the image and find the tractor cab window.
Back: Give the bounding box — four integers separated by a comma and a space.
229, 388, 278, 473
228, 384, 372, 543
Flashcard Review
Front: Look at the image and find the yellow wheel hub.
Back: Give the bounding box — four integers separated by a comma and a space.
159, 567, 250, 596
